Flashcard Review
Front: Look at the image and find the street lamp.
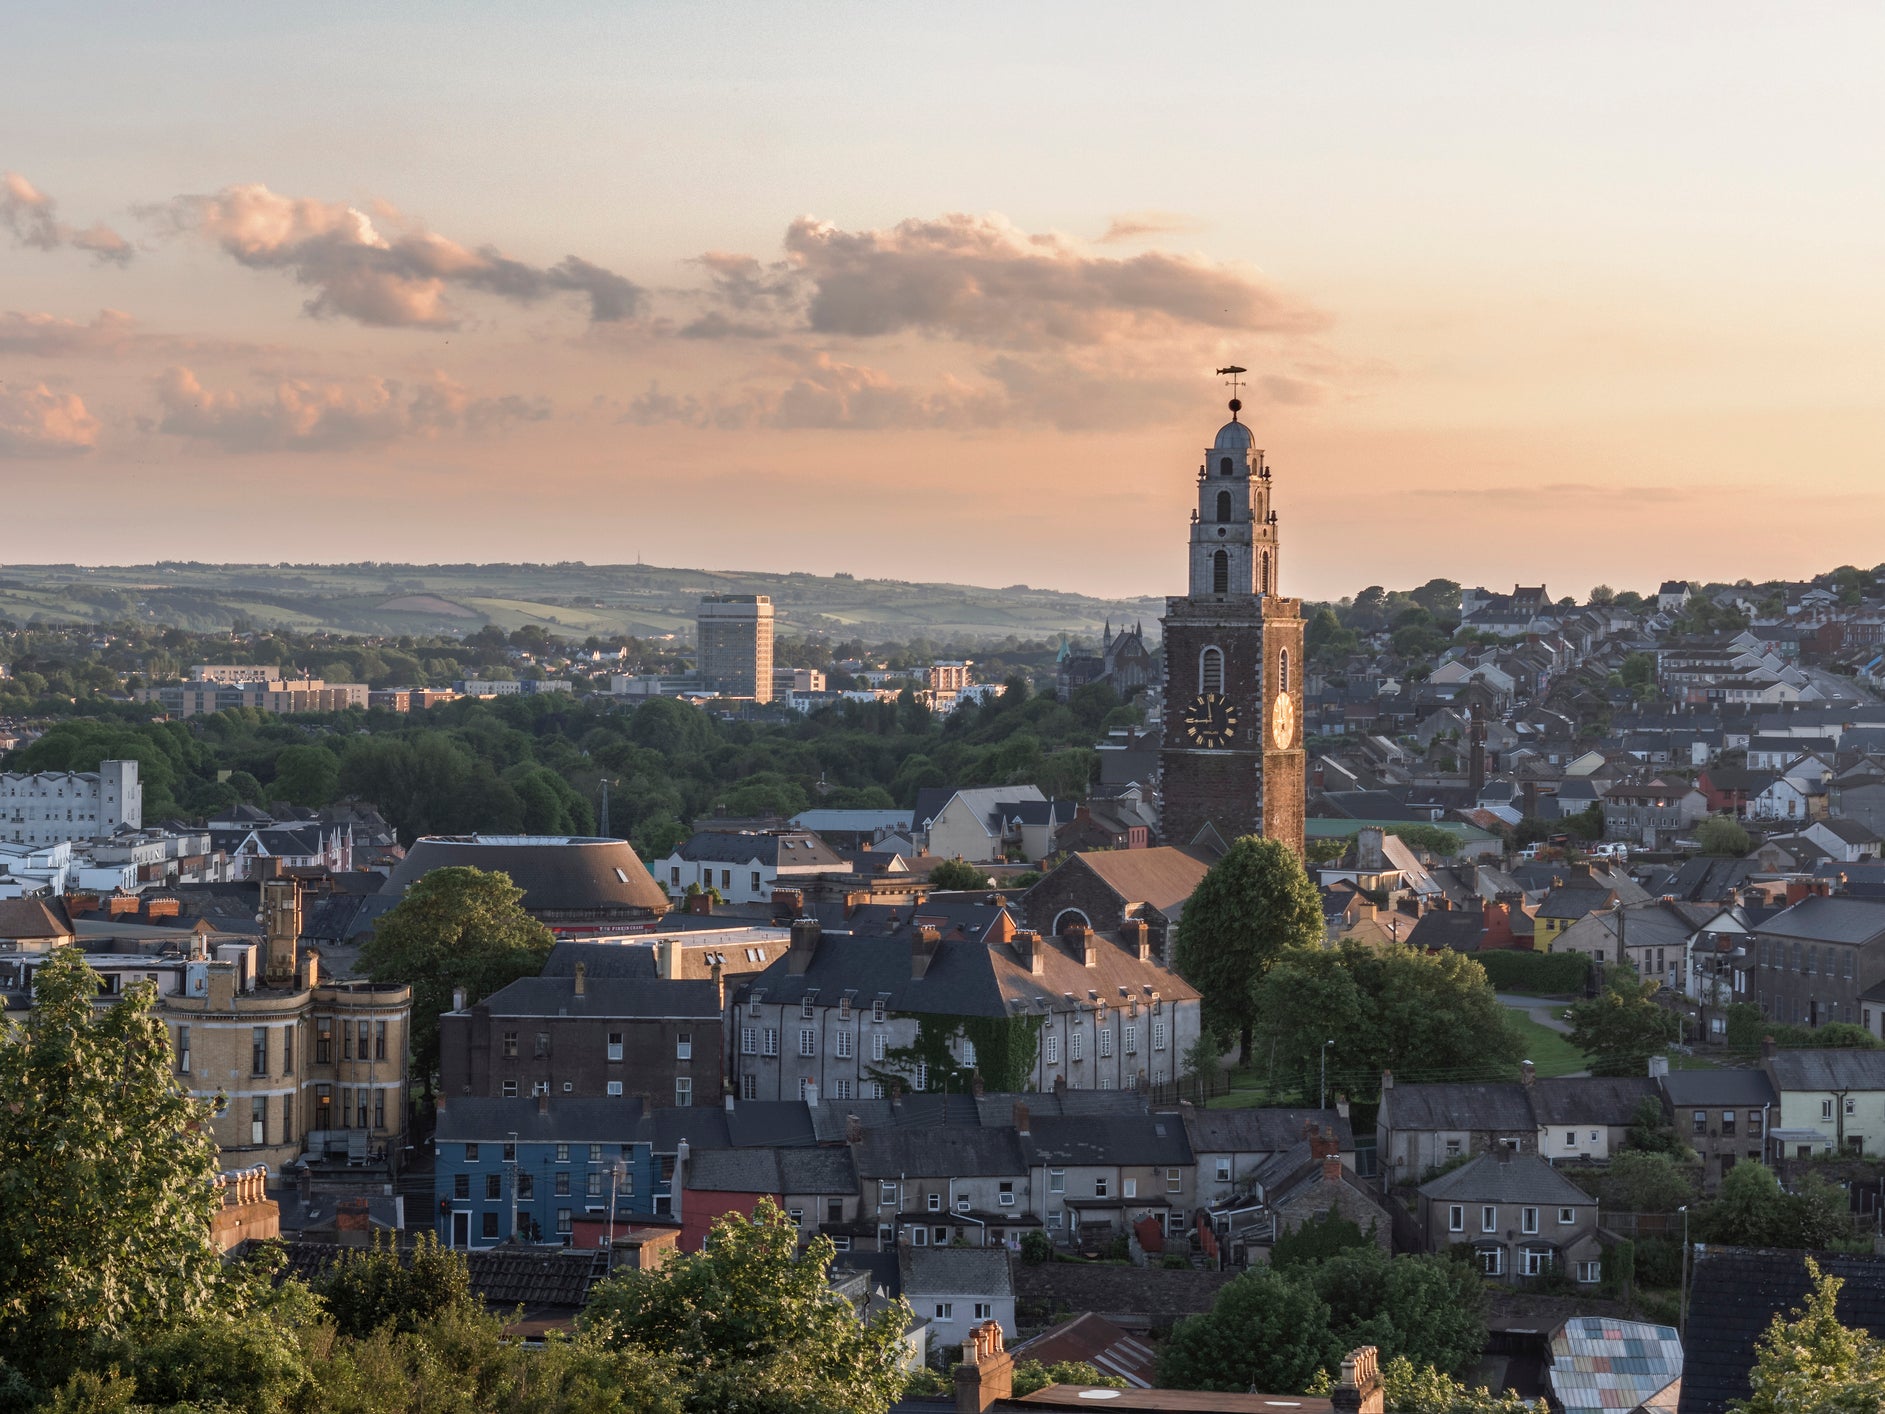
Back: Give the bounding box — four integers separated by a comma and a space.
1321, 1040, 1335, 1110
1677, 1204, 1690, 1336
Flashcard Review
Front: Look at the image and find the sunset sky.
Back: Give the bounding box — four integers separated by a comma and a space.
3, 3, 1881, 603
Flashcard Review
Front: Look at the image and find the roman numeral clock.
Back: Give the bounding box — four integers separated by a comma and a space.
1155, 376, 1306, 856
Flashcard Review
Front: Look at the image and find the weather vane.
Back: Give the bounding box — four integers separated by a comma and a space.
1216, 365, 1247, 419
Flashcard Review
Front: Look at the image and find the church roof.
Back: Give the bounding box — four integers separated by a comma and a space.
1213, 419, 1254, 451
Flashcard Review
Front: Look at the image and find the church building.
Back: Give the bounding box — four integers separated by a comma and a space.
1156, 387, 1306, 856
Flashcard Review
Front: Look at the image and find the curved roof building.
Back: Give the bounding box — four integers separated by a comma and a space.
382, 835, 670, 925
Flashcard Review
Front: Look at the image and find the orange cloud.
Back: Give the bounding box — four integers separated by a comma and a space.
1, 171, 133, 264
149, 184, 643, 328
0, 382, 99, 456
1096, 211, 1201, 244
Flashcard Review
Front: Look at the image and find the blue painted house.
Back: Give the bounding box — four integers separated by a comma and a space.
435, 1095, 653, 1248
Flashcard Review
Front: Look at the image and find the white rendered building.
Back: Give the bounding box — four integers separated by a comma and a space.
0, 760, 141, 846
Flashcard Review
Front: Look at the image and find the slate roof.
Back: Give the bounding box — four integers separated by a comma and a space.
676, 829, 846, 869
1386, 1082, 1536, 1133
473, 974, 722, 1020
686, 1147, 785, 1193
1033, 847, 1212, 919
540, 940, 659, 979
1403, 907, 1489, 953
855, 1126, 1028, 1179
1659, 1069, 1779, 1108
1530, 1076, 1660, 1127
1754, 895, 1885, 946
1679, 1248, 1885, 1414
435, 1096, 645, 1144
381, 835, 669, 914
1766, 1047, 1885, 1093
1417, 1152, 1596, 1206
898, 1246, 1014, 1298
1176, 1107, 1354, 1155
808, 1094, 983, 1141
0, 897, 74, 941
1024, 1113, 1192, 1168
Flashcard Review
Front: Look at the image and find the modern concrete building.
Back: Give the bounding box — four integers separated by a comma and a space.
0, 759, 141, 845
697, 594, 774, 702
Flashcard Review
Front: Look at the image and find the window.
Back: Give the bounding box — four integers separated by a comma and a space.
1521, 1248, 1552, 1278
1750, 1111, 1764, 1136
1558, 1206, 1577, 1225
1478, 1247, 1504, 1276
465, 1143, 480, 1163
454, 1173, 470, 1200
1216, 489, 1232, 523
834, 1078, 854, 1100
1444, 1138, 1461, 1157
1044, 1034, 1059, 1065
999, 1181, 1014, 1207
533, 1081, 549, 1097
801, 996, 816, 1020
911, 1226, 928, 1247
1823, 1099, 1836, 1120
343, 1025, 353, 1061
607, 1032, 624, 1062
1521, 1207, 1539, 1235
250, 1096, 266, 1145
1261, 551, 1272, 594
485, 1174, 502, 1200
933, 1303, 954, 1321
1563, 1130, 1575, 1147
1168, 1167, 1183, 1192
252, 1027, 268, 1076
1098, 1028, 1113, 1058
1124, 1025, 1138, 1055
1199, 646, 1224, 695
607, 1080, 623, 1096
741, 1074, 757, 1100
880, 1182, 898, 1207
674, 1077, 693, 1106
676, 1032, 693, 1060
671, 866, 680, 885
315, 1023, 331, 1064
1693, 1110, 1708, 1135
502, 1031, 518, 1059
741, 1027, 757, 1055
751, 871, 761, 891
1215, 1158, 1232, 1183
482, 1213, 500, 1240
358, 1021, 370, 1061
1481, 1206, 1497, 1234
1448, 1205, 1464, 1233
928, 1193, 942, 1212
763, 1028, 779, 1057
1050, 1169, 1065, 1194
1122, 1178, 1137, 1198
282, 1093, 294, 1142
914, 1060, 929, 1090
375, 1090, 385, 1130
517, 1172, 533, 1200
282, 1027, 294, 1074
586, 1172, 604, 1198
1212, 551, 1229, 595
556, 1144, 569, 1163
871, 1032, 886, 1062
835, 1030, 853, 1059
1154, 1022, 1167, 1051
839, 996, 852, 1021
872, 998, 886, 1023
1070, 1031, 1083, 1062
1722, 1111, 1737, 1136
1094, 1177, 1109, 1198
555, 1173, 570, 1197
1576, 1260, 1601, 1284
556, 1209, 572, 1235
534, 1033, 551, 1059
974, 1301, 993, 1321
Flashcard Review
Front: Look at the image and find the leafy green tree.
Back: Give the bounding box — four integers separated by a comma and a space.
311, 1231, 479, 1339
1254, 944, 1524, 1098
0, 949, 223, 1398
581, 1198, 911, 1414
1173, 836, 1325, 1060
1565, 977, 1679, 1077
1697, 816, 1751, 857
1371, 1355, 1549, 1413
358, 866, 554, 1087
1697, 1162, 1851, 1250
1623, 1097, 1691, 1157
271, 743, 341, 806
1733, 1257, 1885, 1413
1158, 1265, 1341, 1395
1270, 1212, 1375, 1271
928, 858, 992, 890
1599, 1151, 1695, 1214
1307, 1248, 1487, 1377
1012, 1360, 1126, 1396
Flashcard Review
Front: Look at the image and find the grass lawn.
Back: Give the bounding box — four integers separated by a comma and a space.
1506, 1013, 1589, 1077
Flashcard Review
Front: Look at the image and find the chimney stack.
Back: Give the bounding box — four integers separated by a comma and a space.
1076, 927, 1098, 968
910, 926, 942, 980
1521, 1059, 1536, 1087
1761, 1034, 1777, 1062
452, 986, 467, 1012
710, 961, 725, 1011
1014, 930, 1045, 977
1012, 1100, 1030, 1136
788, 918, 821, 975
954, 1321, 1014, 1414
574, 961, 586, 997
845, 1112, 862, 1145
1121, 918, 1152, 961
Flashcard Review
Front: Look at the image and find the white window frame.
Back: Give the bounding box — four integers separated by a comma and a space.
1448, 1204, 1464, 1233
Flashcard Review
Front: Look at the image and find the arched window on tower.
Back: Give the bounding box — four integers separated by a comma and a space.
1219, 457, 1233, 477
1261, 550, 1272, 594
1199, 647, 1224, 695
1279, 648, 1290, 692
1216, 490, 1232, 524
1212, 550, 1229, 594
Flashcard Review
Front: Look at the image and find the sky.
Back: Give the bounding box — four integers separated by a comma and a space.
2, 2, 1882, 603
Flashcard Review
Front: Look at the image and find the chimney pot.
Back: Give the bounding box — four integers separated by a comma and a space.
1521, 1059, 1535, 1087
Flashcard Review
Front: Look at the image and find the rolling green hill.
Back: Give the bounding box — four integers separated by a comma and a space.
0, 562, 1163, 644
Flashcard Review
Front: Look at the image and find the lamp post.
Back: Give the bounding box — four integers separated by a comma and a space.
1321, 1040, 1335, 1110
507, 1130, 520, 1244
1677, 1204, 1690, 1336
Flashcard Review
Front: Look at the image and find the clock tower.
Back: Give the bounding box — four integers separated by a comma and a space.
1156, 386, 1306, 856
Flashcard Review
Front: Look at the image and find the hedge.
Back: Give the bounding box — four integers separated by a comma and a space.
1476, 949, 1592, 995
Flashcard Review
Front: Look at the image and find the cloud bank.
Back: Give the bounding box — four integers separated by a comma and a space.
151, 366, 551, 451
0, 382, 100, 457
1, 172, 134, 264
151, 184, 643, 329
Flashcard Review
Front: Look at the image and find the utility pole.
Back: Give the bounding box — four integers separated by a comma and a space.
1677, 1204, 1691, 1336
507, 1131, 521, 1242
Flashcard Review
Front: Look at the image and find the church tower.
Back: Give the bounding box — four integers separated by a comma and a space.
1156, 382, 1306, 856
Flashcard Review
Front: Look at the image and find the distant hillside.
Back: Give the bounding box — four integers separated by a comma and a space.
0, 562, 1164, 643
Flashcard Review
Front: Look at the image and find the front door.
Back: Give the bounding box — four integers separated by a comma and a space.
451, 1210, 470, 1248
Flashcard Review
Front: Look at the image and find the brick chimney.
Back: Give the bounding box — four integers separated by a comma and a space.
1014, 930, 1045, 977
910, 926, 942, 980
1074, 927, 1098, 968
1761, 1034, 1777, 1062
1013, 1100, 1030, 1136
1121, 918, 1152, 961
710, 960, 725, 1011
1521, 1059, 1536, 1087
787, 918, 821, 975
955, 1321, 1014, 1414
845, 1112, 862, 1145
1357, 827, 1386, 872
573, 961, 586, 997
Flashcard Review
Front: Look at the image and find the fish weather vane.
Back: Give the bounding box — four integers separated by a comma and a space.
1216, 365, 1247, 418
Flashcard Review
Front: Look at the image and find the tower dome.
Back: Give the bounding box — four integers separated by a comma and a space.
1213, 419, 1254, 451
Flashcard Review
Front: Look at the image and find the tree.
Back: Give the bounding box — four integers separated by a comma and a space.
358, 866, 554, 1087
0, 949, 223, 1398
1271, 1212, 1375, 1271
1173, 836, 1325, 1060
928, 858, 992, 891
1733, 1258, 1885, 1413
311, 1231, 479, 1338
1697, 816, 1751, 857
270, 743, 340, 806
1697, 1163, 1852, 1250
1158, 1266, 1342, 1395
1622, 1099, 1692, 1158
1565, 977, 1679, 1077
1013, 1361, 1126, 1397
581, 1198, 912, 1414
1372, 1356, 1549, 1413
1307, 1248, 1487, 1377
1254, 944, 1524, 1099
1599, 1151, 1695, 1214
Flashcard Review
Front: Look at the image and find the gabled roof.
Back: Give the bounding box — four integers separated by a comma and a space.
1386, 1082, 1534, 1133
436, 1096, 646, 1144
1417, 1152, 1595, 1205
1754, 895, 1885, 946
1030, 847, 1211, 919
1024, 1112, 1192, 1168
855, 1126, 1027, 1179
898, 1246, 1013, 1298
1659, 1069, 1778, 1107
1177, 1107, 1352, 1155
474, 974, 722, 1020
1767, 1047, 1885, 1093
676, 829, 846, 869
1529, 1076, 1660, 1127
0, 897, 74, 941
1013, 1313, 1157, 1389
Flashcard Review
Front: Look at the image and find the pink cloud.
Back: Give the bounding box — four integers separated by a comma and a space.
1, 172, 133, 264
0, 383, 100, 457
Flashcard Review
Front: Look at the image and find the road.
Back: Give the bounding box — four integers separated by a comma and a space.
1497, 993, 1574, 1035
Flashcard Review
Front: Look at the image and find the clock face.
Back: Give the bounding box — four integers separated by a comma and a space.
1271, 690, 1295, 749
1181, 692, 1239, 749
